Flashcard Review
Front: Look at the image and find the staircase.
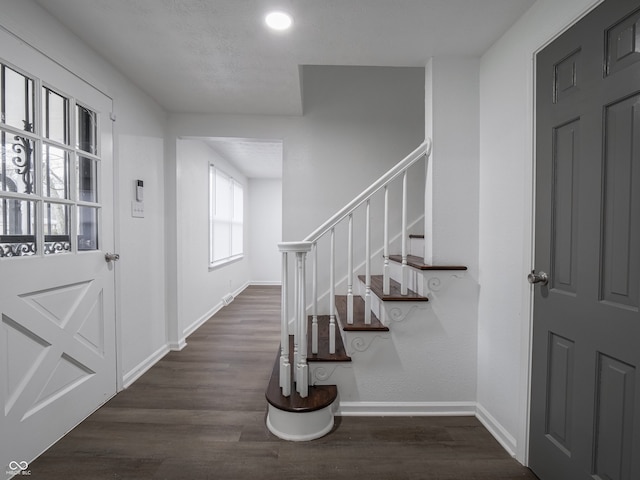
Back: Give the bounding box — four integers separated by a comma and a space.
265, 140, 467, 440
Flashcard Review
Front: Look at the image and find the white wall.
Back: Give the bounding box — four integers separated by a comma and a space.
176, 139, 251, 338
249, 179, 282, 284
426, 57, 480, 277
298, 65, 425, 242
421, 56, 481, 416
0, 0, 169, 387
477, 0, 602, 463
118, 134, 166, 386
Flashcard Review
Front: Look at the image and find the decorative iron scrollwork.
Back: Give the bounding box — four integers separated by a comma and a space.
11, 122, 34, 194
44, 241, 71, 255
388, 305, 424, 323
349, 334, 388, 354
312, 365, 340, 383
427, 277, 442, 292
0, 242, 36, 257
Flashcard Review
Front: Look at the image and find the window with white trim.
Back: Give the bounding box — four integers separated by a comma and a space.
0, 60, 101, 258
209, 165, 243, 267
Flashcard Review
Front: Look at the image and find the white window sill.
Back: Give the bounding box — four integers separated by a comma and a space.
209, 254, 244, 271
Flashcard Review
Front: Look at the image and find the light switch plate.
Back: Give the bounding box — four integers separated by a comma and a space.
131, 200, 144, 218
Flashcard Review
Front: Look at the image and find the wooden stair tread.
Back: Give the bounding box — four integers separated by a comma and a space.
265, 337, 337, 413
335, 295, 389, 331
359, 275, 428, 301
307, 316, 351, 362
389, 254, 467, 271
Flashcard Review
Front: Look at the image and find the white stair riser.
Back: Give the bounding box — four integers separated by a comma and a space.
267, 403, 335, 441
409, 236, 425, 257
388, 261, 424, 296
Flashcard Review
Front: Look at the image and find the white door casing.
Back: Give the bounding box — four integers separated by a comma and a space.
0, 26, 116, 477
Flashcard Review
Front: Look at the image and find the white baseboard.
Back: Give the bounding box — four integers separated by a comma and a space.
183, 302, 224, 339
233, 281, 251, 296
336, 401, 477, 417
127, 282, 254, 390
250, 281, 282, 286
182, 281, 251, 339
476, 403, 517, 457
122, 343, 170, 389
337, 401, 517, 459
168, 339, 187, 351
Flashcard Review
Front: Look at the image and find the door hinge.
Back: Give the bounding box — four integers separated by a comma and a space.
109, 112, 116, 122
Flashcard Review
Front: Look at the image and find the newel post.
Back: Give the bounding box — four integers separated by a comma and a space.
278, 241, 312, 398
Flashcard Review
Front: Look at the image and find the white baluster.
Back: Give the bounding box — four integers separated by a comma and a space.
297, 250, 309, 398
279, 251, 290, 396
346, 213, 354, 325
364, 200, 372, 324
311, 242, 318, 354
292, 249, 300, 385
383, 185, 390, 295
401, 170, 408, 295
329, 227, 336, 354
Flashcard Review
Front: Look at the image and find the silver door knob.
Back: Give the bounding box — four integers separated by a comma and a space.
105, 252, 120, 262
528, 270, 548, 286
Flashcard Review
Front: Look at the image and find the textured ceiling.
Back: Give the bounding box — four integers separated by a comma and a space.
33, 0, 534, 178
35, 0, 535, 116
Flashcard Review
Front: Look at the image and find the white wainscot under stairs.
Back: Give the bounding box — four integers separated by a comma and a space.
265, 140, 476, 441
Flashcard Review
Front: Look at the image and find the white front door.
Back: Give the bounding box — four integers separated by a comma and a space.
0, 27, 116, 477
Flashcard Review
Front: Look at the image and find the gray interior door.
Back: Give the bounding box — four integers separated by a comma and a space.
530, 1, 640, 479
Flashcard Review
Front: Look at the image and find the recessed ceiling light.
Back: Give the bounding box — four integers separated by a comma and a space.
265, 11, 293, 31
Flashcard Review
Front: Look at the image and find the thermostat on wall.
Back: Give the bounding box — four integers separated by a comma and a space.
132, 179, 144, 218
136, 179, 144, 202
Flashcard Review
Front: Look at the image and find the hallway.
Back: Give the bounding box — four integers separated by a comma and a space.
28, 285, 537, 479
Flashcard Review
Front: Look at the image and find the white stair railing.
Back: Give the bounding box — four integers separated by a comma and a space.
278, 139, 431, 397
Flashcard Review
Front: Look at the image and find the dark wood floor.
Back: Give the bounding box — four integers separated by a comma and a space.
29, 285, 538, 479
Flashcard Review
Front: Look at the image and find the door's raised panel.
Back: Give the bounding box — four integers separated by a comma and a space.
24, 353, 95, 421
2, 284, 105, 421
554, 49, 581, 103
19, 281, 92, 328
593, 353, 635, 480
606, 7, 640, 75
1, 315, 50, 416
545, 333, 575, 456
552, 120, 580, 294
601, 95, 640, 309
75, 291, 105, 356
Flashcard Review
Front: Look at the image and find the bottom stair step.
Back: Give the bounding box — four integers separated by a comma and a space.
265, 336, 337, 413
